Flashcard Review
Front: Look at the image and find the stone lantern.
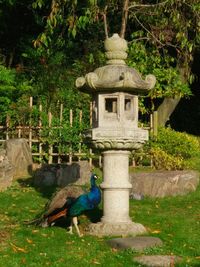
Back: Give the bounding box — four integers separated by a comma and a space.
76, 34, 156, 236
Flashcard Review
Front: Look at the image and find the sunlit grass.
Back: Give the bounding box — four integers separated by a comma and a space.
0, 171, 199, 267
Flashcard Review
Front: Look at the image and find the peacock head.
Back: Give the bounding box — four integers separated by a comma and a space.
90, 173, 98, 187
92, 173, 98, 180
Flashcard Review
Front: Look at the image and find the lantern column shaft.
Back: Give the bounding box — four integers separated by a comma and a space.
101, 150, 132, 224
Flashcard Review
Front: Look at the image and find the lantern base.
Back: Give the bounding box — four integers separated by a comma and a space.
87, 221, 147, 237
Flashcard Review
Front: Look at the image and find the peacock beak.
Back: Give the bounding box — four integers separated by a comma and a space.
93, 174, 98, 179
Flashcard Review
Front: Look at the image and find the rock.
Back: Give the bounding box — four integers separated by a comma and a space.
34, 165, 58, 187
107, 236, 163, 251
0, 149, 14, 191
130, 193, 144, 200
130, 170, 199, 198
34, 161, 91, 187
57, 160, 91, 186
78, 161, 92, 185
133, 255, 182, 267
4, 139, 33, 179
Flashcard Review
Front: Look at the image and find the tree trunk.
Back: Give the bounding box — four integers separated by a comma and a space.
120, 0, 129, 38
157, 97, 181, 126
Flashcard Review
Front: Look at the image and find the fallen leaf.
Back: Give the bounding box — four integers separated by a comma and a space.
91, 259, 101, 265
66, 241, 73, 245
26, 238, 33, 244
151, 230, 161, 234
21, 257, 26, 264
10, 243, 27, 253
29, 210, 37, 213
32, 230, 39, 233
41, 233, 48, 237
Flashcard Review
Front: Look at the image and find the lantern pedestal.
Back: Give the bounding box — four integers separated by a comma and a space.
87, 150, 146, 236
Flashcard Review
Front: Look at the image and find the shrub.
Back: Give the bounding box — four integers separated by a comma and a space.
150, 127, 200, 170
150, 147, 185, 170
151, 127, 200, 159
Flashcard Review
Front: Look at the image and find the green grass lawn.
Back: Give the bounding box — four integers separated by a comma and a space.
0, 173, 199, 267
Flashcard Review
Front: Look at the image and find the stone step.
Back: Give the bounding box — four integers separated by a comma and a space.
107, 236, 163, 251
133, 255, 182, 267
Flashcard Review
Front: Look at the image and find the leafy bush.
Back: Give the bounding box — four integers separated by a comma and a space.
150, 147, 185, 170
150, 127, 200, 170
151, 127, 200, 159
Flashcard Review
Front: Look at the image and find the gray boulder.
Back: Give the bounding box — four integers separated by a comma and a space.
130, 170, 199, 198
0, 148, 14, 191
4, 138, 33, 179
34, 160, 91, 187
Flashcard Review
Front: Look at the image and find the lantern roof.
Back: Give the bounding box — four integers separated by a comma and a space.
76, 33, 156, 94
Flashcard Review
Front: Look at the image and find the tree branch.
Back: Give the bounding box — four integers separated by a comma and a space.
120, 0, 129, 39
134, 14, 164, 46
102, 6, 109, 39
128, 0, 169, 10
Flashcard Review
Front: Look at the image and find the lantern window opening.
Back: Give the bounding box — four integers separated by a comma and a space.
125, 98, 132, 111
105, 97, 118, 113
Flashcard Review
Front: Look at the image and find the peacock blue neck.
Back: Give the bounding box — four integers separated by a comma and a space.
90, 175, 96, 188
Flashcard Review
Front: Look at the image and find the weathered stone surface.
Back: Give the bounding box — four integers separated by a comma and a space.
130, 170, 199, 198
4, 139, 33, 179
34, 161, 91, 187
0, 149, 14, 191
107, 236, 163, 251
34, 166, 57, 187
133, 255, 182, 267
88, 222, 147, 237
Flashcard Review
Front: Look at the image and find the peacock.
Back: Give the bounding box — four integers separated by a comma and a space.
29, 173, 101, 237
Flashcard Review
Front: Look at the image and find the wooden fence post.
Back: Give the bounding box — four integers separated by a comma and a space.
6, 115, 10, 140
48, 111, 53, 164
78, 110, 82, 162
89, 102, 93, 167
152, 111, 158, 138
29, 97, 33, 149
69, 109, 73, 164
58, 103, 63, 164
39, 103, 43, 163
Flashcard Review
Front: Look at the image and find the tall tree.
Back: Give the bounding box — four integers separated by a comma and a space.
32, 0, 200, 125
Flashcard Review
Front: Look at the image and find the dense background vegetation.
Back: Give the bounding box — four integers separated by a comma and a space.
0, 0, 200, 161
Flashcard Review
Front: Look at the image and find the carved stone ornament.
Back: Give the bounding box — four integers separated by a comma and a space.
76, 33, 156, 94
89, 139, 144, 150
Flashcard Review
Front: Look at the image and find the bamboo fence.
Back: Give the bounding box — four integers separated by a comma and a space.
0, 97, 156, 166
0, 97, 96, 165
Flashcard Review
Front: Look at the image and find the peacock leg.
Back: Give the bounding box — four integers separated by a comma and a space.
72, 217, 83, 237
67, 224, 73, 234
67, 219, 73, 234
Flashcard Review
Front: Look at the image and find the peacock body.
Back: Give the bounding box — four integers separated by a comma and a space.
68, 175, 101, 217
31, 173, 101, 236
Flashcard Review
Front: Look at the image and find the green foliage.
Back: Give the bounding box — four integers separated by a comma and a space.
150, 127, 200, 170
151, 127, 200, 159
127, 40, 192, 99
150, 147, 185, 170
0, 0, 200, 141
0, 65, 32, 123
